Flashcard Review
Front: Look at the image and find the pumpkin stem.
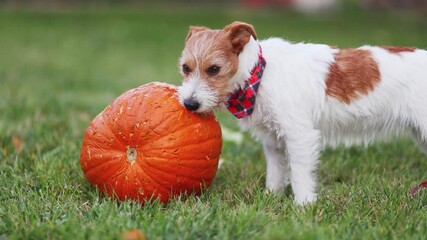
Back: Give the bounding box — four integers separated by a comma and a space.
126, 147, 137, 163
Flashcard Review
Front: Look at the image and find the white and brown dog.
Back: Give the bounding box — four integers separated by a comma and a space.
177, 21, 427, 205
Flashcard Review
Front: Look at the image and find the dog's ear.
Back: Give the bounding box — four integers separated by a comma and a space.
224, 21, 257, 53
185, 26, 209, 43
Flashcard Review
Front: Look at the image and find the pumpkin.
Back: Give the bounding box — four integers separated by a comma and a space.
80, 82, 222, 203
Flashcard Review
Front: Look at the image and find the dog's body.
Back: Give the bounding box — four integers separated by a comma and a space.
178, 22, 427, 205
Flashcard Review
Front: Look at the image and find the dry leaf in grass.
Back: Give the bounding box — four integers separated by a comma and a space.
121, 229, 147, 240
12, 136, 23, 152
1, 146, 8, 155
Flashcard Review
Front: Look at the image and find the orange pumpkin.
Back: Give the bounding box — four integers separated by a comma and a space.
80, 82, 222, 203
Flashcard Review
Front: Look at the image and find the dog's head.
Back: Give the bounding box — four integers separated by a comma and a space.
178, 21, 258, 113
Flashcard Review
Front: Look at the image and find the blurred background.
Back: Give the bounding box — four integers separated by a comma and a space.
2, 0, 427, 12
0, 0, 426, 156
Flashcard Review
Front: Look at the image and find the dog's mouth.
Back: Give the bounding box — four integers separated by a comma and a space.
181, 99, 227, 113
178, 85, 226, 113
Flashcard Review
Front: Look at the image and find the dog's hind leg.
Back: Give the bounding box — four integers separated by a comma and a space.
263, 141, 290, 194
411, 126, 427, 156
410, 93, 427, 155
410, 124, 427, 195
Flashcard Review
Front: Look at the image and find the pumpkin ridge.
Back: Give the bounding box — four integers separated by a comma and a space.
138, 161, 183, 186
103, 160, 129, 189
176, 137, 222, 150
138, 155, 218, 169
83, 149, 124, 163
97, 114, 126, 150
114, 172, 126, 200
83, 156, 123, 176
138, 157, 213, 192
131, 166, 149, 201
92, 114, 125, 150
133, 160, 172, 195
137, 158, 196, 177
139, 155, 218, 182
121, 166, 141, 200
144, 135, 221, 152
140, 117, 205, 144
114, 163, 140, 200
135, 115, 206, 144
136, 105, 179, 133
127, 110, 180, 147
84, 154, 125, 176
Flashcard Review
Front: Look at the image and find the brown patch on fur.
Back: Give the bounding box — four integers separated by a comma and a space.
326, 49, 381, 104
380, 46, 416, 54
223, 21, 257, 53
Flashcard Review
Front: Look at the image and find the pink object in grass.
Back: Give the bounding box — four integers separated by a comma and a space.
410, 180, 427, 195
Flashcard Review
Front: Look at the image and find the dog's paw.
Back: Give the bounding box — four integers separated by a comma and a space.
294, 192, 317, 206
264, 185, 285, 195
264, 188, 276, 195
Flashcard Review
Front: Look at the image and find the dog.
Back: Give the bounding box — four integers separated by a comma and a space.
177, 21, 427, 205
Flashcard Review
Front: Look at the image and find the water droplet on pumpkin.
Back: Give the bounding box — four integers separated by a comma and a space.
177, 159, 183, 167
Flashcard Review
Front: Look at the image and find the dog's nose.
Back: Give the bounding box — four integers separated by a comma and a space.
184, 98, 200, 111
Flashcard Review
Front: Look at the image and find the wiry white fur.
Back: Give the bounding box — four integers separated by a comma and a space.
229, 37, 260, 91
231, 38, 427, 205
178, 75, 218, 113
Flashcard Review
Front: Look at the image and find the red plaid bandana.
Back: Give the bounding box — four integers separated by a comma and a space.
227, 47, 266, 119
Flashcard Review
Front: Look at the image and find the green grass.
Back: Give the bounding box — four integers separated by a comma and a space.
1, 4, 427, 239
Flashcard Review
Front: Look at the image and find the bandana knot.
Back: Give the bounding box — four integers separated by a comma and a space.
227, 46, 266, 119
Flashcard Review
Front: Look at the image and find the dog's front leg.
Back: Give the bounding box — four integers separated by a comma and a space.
263, 141, 290, 194
285, 128, 321, 205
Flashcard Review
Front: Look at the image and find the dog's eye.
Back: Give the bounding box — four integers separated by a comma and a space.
206, 65, 221, 76
182, 64, 191, 75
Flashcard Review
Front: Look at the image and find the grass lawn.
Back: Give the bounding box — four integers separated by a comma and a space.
1, 3, 427, 239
